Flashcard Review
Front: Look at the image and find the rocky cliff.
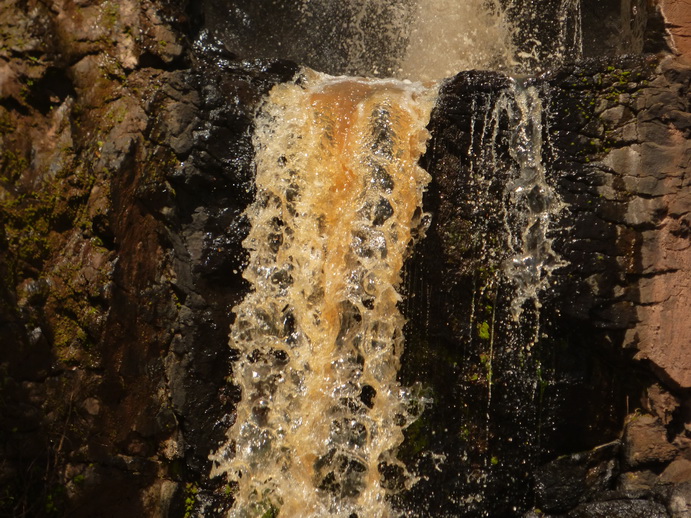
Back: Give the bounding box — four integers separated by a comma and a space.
0, 1, 689, 517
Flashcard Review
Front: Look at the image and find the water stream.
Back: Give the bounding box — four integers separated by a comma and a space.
210, 1, 578, 516
210, 71, 437, 517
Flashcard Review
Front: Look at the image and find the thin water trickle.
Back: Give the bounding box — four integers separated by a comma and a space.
502, 82, 566, 320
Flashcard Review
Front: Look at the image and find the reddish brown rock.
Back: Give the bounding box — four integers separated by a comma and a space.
1, 1, 691, 517
644, 383, 681, 425
659, 0, 691, 62
597, 57, 691, 390
618, 468, 662, 492
661, 457, 691, 483
623, 413, 678, 468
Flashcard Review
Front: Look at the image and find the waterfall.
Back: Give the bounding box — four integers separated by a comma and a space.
210, 70, 437, 517
398, 0, 515, 80
208, 1, 582, 515
212, 0, 582, 79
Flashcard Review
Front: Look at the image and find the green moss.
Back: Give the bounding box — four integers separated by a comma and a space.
239, 496, 281, 518
441, 218, 474, 257
101, 2, 120, 31
0, 109, 14, 135
183, 482, 199, 518
260, 505, 279, 518
44, 484, 66, 515
101, 58, 128, 84
0, 150, 28, 183
0, 193, 55, 267
477, 321, 490, 340
402, 413, 430, 457
52, 315, 87, 359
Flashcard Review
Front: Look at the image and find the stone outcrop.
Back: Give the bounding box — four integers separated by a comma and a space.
514, 54, 691, 518
659, 0, 691, 61
1, 1, 294, 515
1, 0, 689, 517
600, 58, 691, 390
402, 54, 691, 517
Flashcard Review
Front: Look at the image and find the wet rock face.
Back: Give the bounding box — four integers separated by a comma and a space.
545, 55, 691, 391
533, 441, 621, 514
1, 0, 295, 515
514, 56, 690, 518
199, 0, 409, 76
397, 54, 690, 517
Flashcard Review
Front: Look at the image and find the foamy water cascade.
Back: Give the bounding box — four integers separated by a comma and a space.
210, 1, 577, 516
210, 72, 437, 517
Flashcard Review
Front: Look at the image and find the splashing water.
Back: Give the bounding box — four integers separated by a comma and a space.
207, 0, 581, 515
502, 83, 565, 319
211, 0, 584, 79
398, 0, 515, 80
209, 70, 437, 518
461, 80, 565, 322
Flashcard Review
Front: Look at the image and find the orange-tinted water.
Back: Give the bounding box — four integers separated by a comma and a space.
209, 70, 437, 517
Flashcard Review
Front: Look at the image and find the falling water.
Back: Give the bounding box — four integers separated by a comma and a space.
210, 70, 437, 517
502, 84, 565, 319
212, 0, 584, 79
208, 0, 583, 515
503, 0, 583, 72
398, 0, 515, 80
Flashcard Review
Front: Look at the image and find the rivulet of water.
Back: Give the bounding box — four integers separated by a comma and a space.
501, 83, 565, 320
461, 81, 565, 322
209, 69, 437, 518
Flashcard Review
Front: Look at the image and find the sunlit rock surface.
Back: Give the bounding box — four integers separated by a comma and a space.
660, 0, 691, 61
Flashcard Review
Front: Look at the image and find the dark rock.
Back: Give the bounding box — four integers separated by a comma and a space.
1, 1, 690, 517
668, 481, 691, 518
567, 499, 669, 518
618, 469, 662, 493
534, 441, 621, 513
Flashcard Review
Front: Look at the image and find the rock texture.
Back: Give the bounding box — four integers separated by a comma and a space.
0, 0, 690, 517
605, 58, 691, 390
1, 1, 295, 515
399, 54, 690, 517
660, 0, 691, 61
513, 54, 691, 518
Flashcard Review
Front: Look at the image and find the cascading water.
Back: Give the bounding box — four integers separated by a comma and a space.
209, 1, 580, 516
398, 0, 515, 80
501, 84, 565, 320
210, 71, 437, 517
